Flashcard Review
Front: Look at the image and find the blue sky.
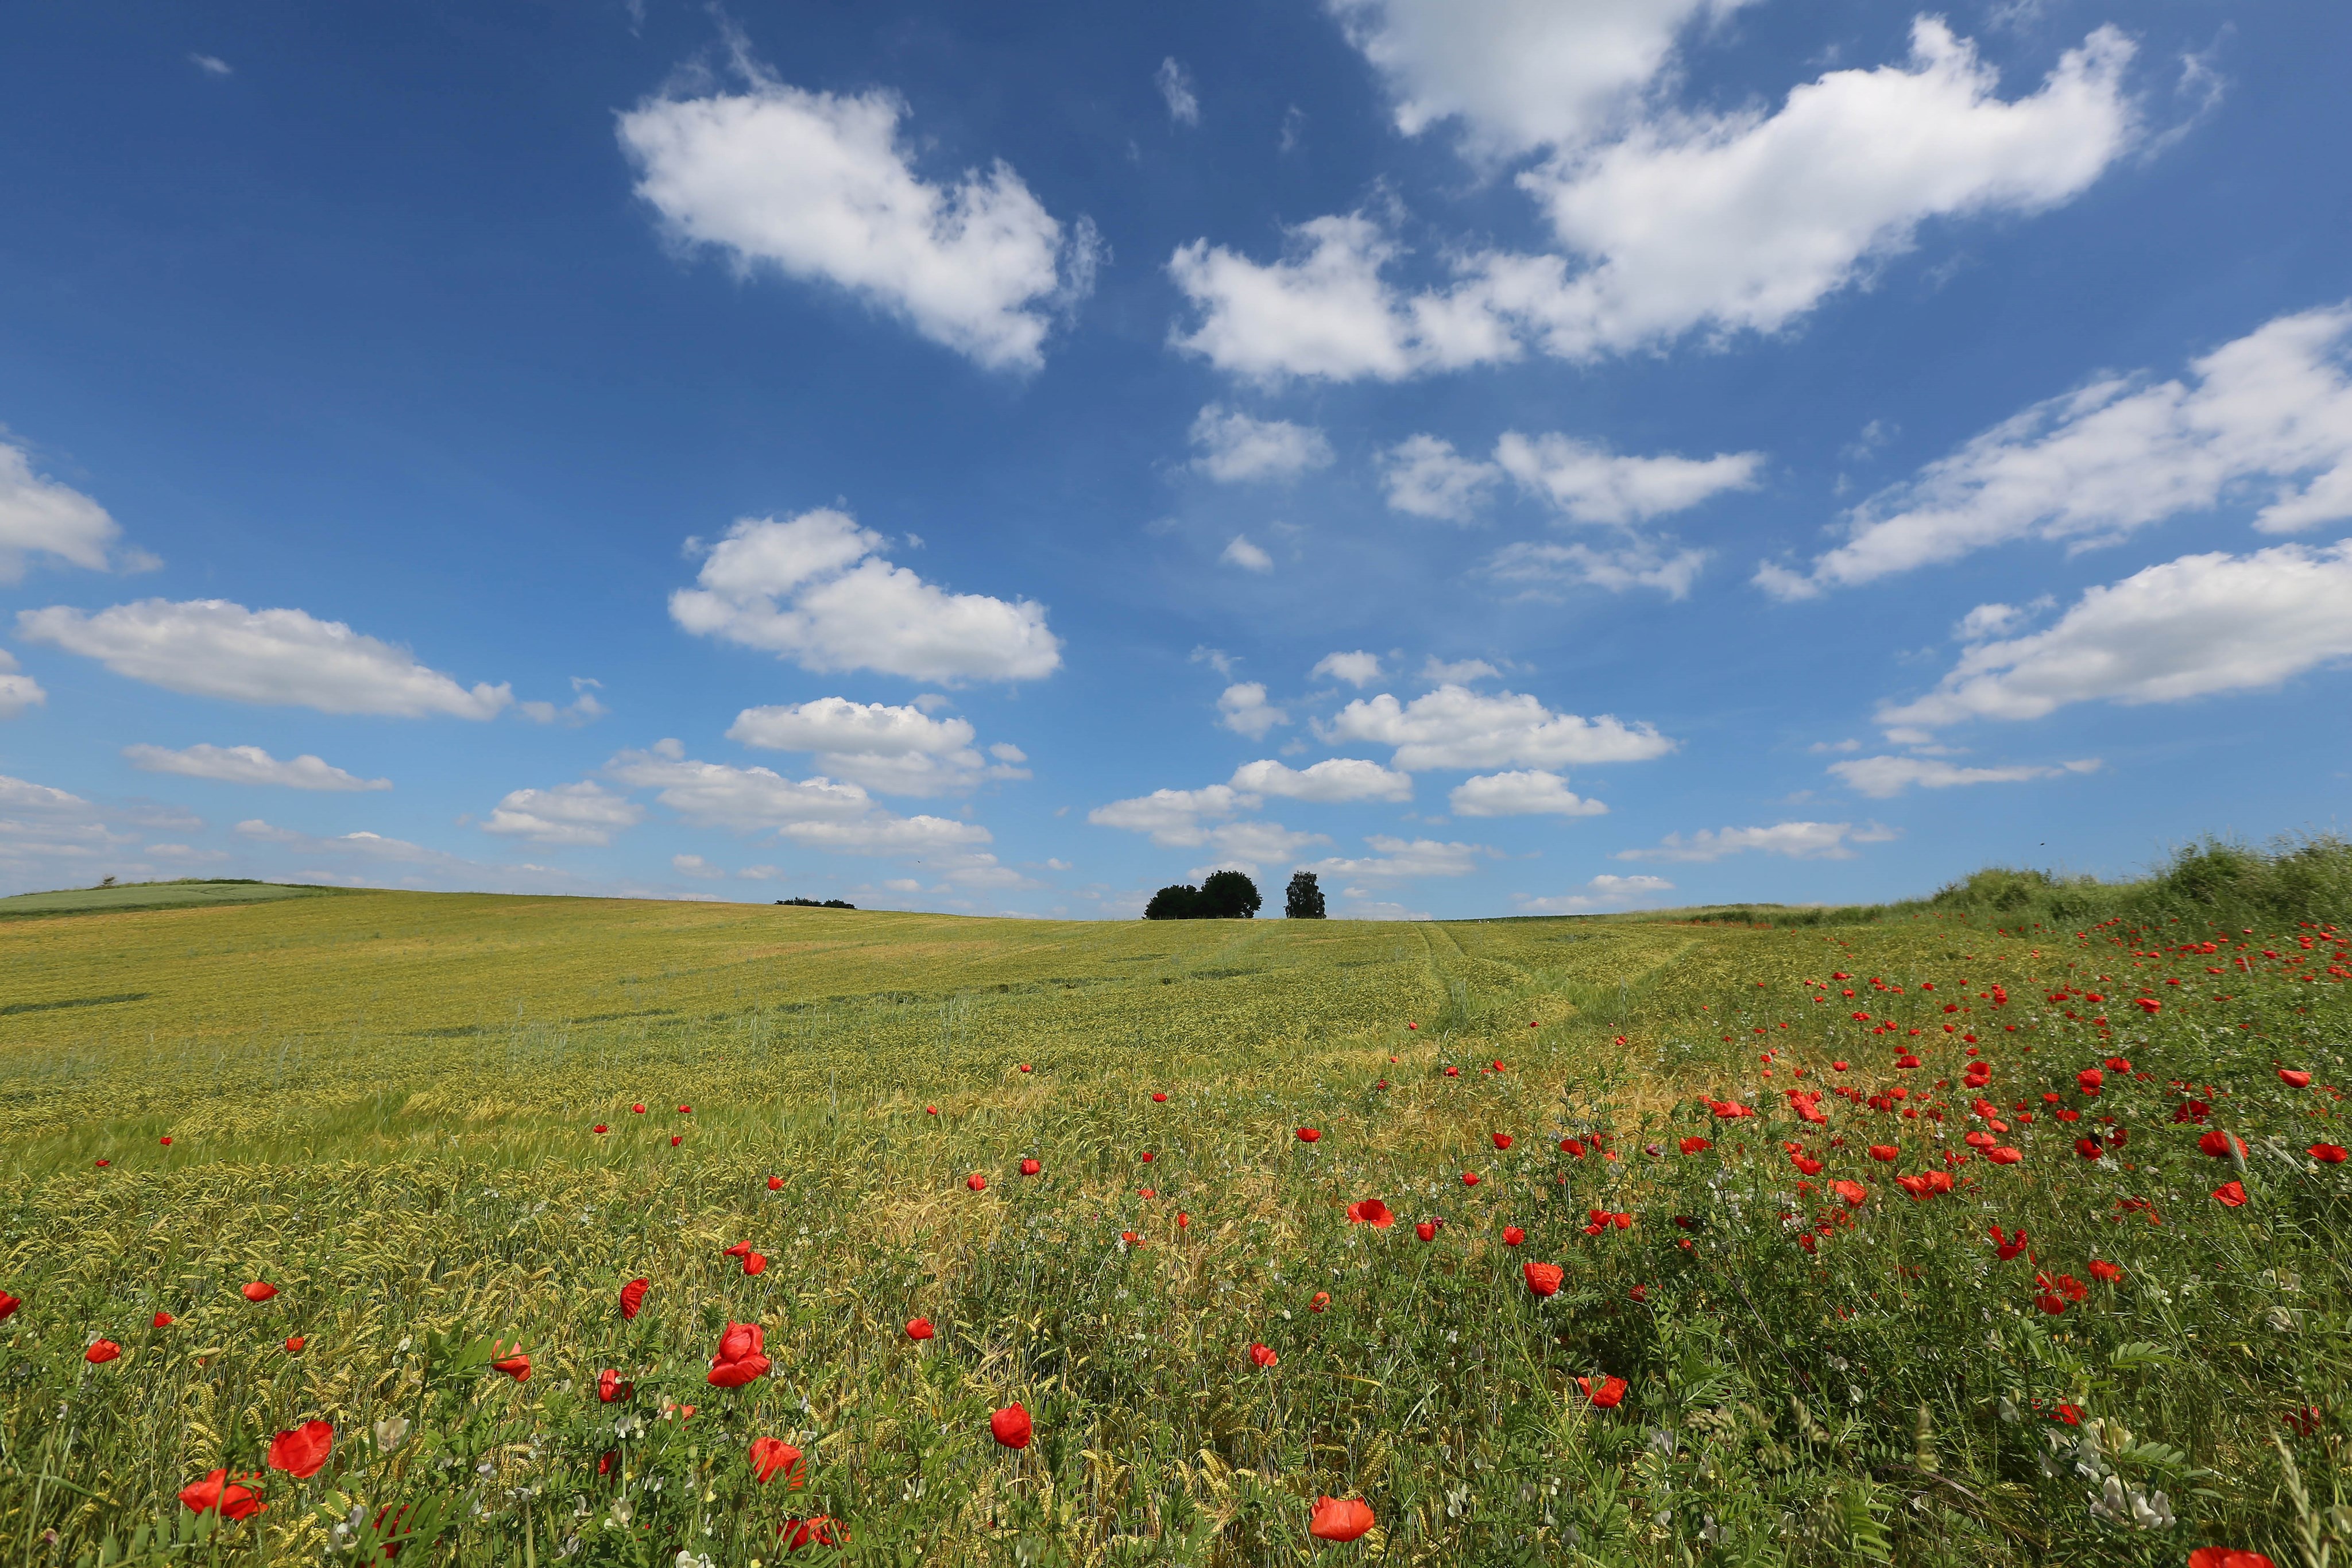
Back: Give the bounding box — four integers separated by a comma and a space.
2, 0, 2347, 917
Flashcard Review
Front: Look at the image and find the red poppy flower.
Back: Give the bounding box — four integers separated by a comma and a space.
1502, 1225, 1525, 1246
2074, 1138, 2105, 1160
925, 1105, 938, 1116
990, 1403, 1032, 1449
778, 1516, 846, 1550
2036, 1292, 2068, 1315
1177, 1212, 1190, 1229
179, 1469, 264, 1521
1296, 1127, 1321, 1143
1415, 1221, 1438, 1242
592, 1124, 608, 1134
620, 1277, 649, 1319
1460, 1171, 1480, 1187
1831, 1179, 1868, 1207
676, 1105, 692, 1114
1119, 1230, 1142, 1246
1444, 1066, 1460, 1078
1346, 1199, 1394, 1228
1309, 1496, 1375, 1542
2280, 1068, 2313, 1088
1152, 1091, 1168, 1102
2284, 1406, 2322, 1438
2312, 1143, 2349, 1164
1138, 1187, 1155, 1199
1987, 1145, 2023, 1164
741, 1250, 768, 1276
241, 1281, 278, 1303
1867, 1144, 1899, 1163
905, 1317, 935, 1341
2188, 1551, 2276, 1568
2076, 1068, 2104, 1094
597, 1369, 632, 1403
1248, 1342, 1278, 1368
2134, 998, 2160, 1015
1577, 1375, 1627, 1408
490, 1350, 530, 1381
94, 1159, 109, 1167
86, 1339, 122, 1364
632, 1104, 645, 1114
1990, 1225, 2029, 1261
2212, 1180, 2249, 1207
1141, 1151, 1154, 1162
1491, 1132, 1513, 1150
1678, 1137, 1711, 1156
160, 1136, 172, 1145
708, 1321, 771, 1387
284, 1335, 305, 1354
266, 1420, 333, 1480
1831, 1060, 1849, 1072
1523, 1262, 1564, 1298
1790, 1153, 1824, 1176
1019, 1159, 1042, 1177
2088, 1259, 2123, 1283
2199, 1129, 2246, 1160
767, 1175, 783, 1191
748, 1437, 805, 1486
966, 1173, 987, 1192
0, 1290, 17, 1322
1018, 1063, 1032, 1074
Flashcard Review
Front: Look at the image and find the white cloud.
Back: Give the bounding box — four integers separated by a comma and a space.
1326, 0, 1753, 160
0, 438, 149, 583
1448, 769, 1607, 817
1088, 784, 1255, 846
1187, 821, 1333, 879
1514, 872, 1676, 915
1420, 657, 1498, 684
1828, 754, 2099, 798
670, 510, 1061, 683
1155, 57, 1201, 126
1496, 431, 1763, 524
1322, 683, 1673, 770
1189, 405, 1334, 482
1303, 834, 1495, 881
606, 746, 988, 858
1231, 757, 1413, 803
1764, 305, 2352, 595
1615, 820, 1896, 862
1171, 22, 2137, 378
1378, 435, 1500, 522
782, 815, 992, 854
1485, 539, 1709, 599
617, 64, 1093, 370
0, 649, 43, 719
1310, 651, 1383, 687
122, 743, 391, 792
519, 678, 609, 726
1216, 682, 1289, 738
483, 781, 645, 846
17, 599, 512, 718
726, 696, 1021, 796
1879, 541, 2352, 729
1336, 896, 1431, 921
672, 853, 728, 879
1220, 534, 1275, 572
190, 53, 231, 76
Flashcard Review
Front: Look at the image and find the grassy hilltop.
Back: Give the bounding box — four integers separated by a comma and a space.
0, 854, 2346, 1565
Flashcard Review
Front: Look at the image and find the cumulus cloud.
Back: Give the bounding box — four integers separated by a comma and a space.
617, 61, 1094, 370
0, 649, 43, 719
1216, 682, 1289, 738
672, 853, 728, 878
18, 599, 512, 718
1230, 757, 1413, 803
0, 772, 145, 885
1615, 820, 1896, 862
1327, 0, 1754, 159
1302, 835, 1496, 881
1448, 769, 1607, 817
607, 745, 987, 856
1311, 651, 1383, 687
519, 678, 609, 726
1420, 657, 1498, 684
1187, 820, 1331, 878
1514, 872, 1676, 915
1189, 405, 1334, 482
1220, 534, 1275, 572
1322, 683, 1673, 771
1496, 432, 1763, 524
1485, 540, 1709, 599
1170, 22, 2137, 377
1878, 541, 2352, 729
670, 510, 1061, 683
1762, 305, 2352, 595
122, 743, 392, 792
1155, 57, 1201, 126
483, 781, 645, 846
1379, 435, 1500, 522
726, 696, 1022, 795
1088, 784, 1254, 846
1829, 754, 2100, 798
0, 437, 150, 583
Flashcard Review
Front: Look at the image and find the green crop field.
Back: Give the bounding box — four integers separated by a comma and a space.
1, 872, 2346, 1566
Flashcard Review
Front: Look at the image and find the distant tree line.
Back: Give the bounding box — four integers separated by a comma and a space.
1145, 869, 1326, 920
775, 897, 857, 909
